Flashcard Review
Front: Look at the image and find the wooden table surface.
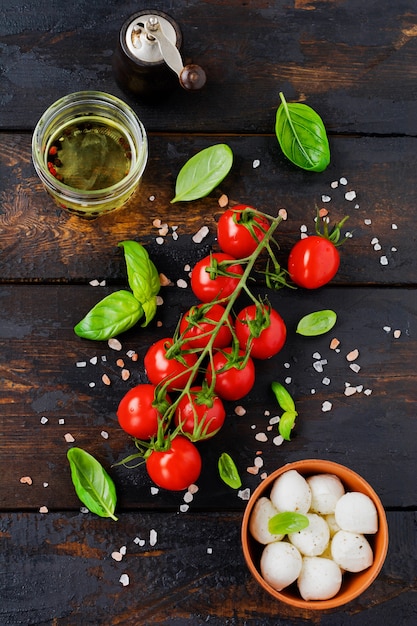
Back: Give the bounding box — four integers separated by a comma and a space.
1, 1, 416, 624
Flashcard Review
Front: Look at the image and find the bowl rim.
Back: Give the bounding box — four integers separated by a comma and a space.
241, 458, 389, 610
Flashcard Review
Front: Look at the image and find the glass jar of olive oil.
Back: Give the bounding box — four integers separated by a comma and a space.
32, 91, 148, 219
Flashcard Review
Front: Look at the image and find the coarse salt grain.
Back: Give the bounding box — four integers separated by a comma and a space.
89, 382, 95, 388
218, 194, 228, 207
364, 219, 372, 225
149, 195, 155, 201
177, 279, 188, 289
234, 405, 246, 416
374, 243, 382, 251
322, 401, 332, 412
350, 363, 361, 373
59, 418, 65, 425
284, 362, 290, 368
112, 551, 123, 562
322, 377, 331, 385
192, 226, 209, 243
345, 190, 356, 201
300, 224, 307, 233
39, 506, 49, 514
183, 491, 193, 504
76, 361, 87, 368
392, 223, 398, 229
102, 374, 111, 386
101, 431, 109, 439
313, 352, 321, 359
172, 230, 179, 241
340, 177, 348, 185
90, 356, 98, 365
330, 181, 338, 189
207, 547, 213, 554
330, 338, 340, 350
380, 256, 388, 265
383, 326, 391, 333
116, 358, 124, 367
119, 574, 130, 587
285, 376, 292, 384
345, 386, 357, 396
153, 219, 162, 228
151, 487, 159, 495
269, 415, 280, 425
156, 237, 164, 245
20, 476, 33, 485
43, 482, 48, 488
278, 208, 287, 220
394, 329, 401, 338
40, 416, 48, 425
89, 279, 100, 287
253, 159, 260, 168
247, 466, 259, 475
364, 389, 373, 396
321, 195, 331, 203
254, 456, 264, 468
180, 504, 189, 513
64, 433, 75, 443
255, 432, 268, 442
150, 529, 157, 546
156, 296, 164, 306
346, 349, 359, 362
188, 484, 199, 495
273, 435, 284, 446
319, 208, 329, 217
238, 488, 251, 501
108, 338, 122, 351
121, 369, 130, 381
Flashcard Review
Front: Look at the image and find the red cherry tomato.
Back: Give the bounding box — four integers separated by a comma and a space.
174, 386, 226, 439
146, 435, 202, 491
117, 384, 170, 439
288, 236, 340, 289
235, 304, 287, 359
191, 252, 244, 303
179, 303, 232, 350
205, 347, 255, 401
144, 337, 197, 391
217, 205, 270, 257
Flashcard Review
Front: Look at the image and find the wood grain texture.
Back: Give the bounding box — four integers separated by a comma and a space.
1, 133, 416, 285
1, 284, 416, 511
1, 511, 416, 625
0, 1, 415, 133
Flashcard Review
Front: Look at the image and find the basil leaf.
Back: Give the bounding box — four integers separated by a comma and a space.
171, 144, 233, 203
67, 447, 118, 521
279, 411, 297, 441
74, 290, 143, 340
275, 92, 330, 172
118, 241, 160, 326
218, 452, 242, 489
268, 512, 309, 535
296, 309, 337, 336
271, 381, 296, 413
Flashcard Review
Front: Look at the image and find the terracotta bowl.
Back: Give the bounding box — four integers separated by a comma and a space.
241, 459, 389, 610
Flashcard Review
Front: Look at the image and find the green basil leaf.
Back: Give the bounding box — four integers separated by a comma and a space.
296, 309, 337, 336
74, 290, 143, 340
218, 452, 242, 489
279, 411, 297, 441
268, 512, 309, 535
271, 381, 296, 413
275, 92, 330, 172
118, 240, 160, 307
67, 447, 118, 521
171, 144, 233, 203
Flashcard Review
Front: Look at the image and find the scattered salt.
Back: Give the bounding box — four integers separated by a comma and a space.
322, 401, 332, 412
64, 433, 75, 443
383, 326, 391, 333
108, 338, 122, 351
364, 219, 372, 225
40, 416, 48, 425
150, 487, 159, 495
112, 551, 123, 562
255, 432, 268, 442
330, 181, 339, 189
119, 574, 130, 587
20, 476, 33, 485
345, 191, 356, 201
101, 431, 109, 439
238, 488, 251, 501
234, 405, 246, 416
177, 279, 188, 289
207, 547, 213, 554
339, 177, 348, 185
273, 435, 284, 446
39, 506, 48, 514
90, 356, 98, 365
183, 491, 193, 504
102, 374, 111, 386
344, 387, 357, 396
89, 279, 100, 287
278, 208, 288, 220
321, 195, 331, 203
156, 237, 164, 245
192, 226, 209, 243
218, 194, 228, 207
394, 329, 401, 338
269, 416, 280, 425
150, 529, 157, 546
346, 349, 359, 362
253, 159, 260, 168
76, 361, 87, 368
322, 377, 331, 385
391, 223, 398, 230
350, 363, 361, 373
380, 256, 389, 265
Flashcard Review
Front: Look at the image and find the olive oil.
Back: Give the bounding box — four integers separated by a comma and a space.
46, 116, 133, 191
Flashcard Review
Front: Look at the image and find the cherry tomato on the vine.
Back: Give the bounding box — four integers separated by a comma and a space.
206, 347, 255, 401
191, 252, 244, 303
217, 205, 270, 258
146, 435, 202, 491
144, 337, 197, 391
174, 386, 226, 439
235, 304, 287, 359
288, 236, 340, 289
179, 303, 232, 350
117, 384, 170, 440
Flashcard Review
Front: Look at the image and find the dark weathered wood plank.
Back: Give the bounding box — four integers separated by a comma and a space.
1, 284, 416, 511
0, 134, 415, 286
0, 1, 415, 134
0, 511, 416, 625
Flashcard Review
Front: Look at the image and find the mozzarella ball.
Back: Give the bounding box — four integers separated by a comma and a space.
270, 469, 312, 514
335, 491, 378, 534
288, 513, 330, 556
325, 513, 341, 537
260, 541, 303, 591
331, 530, 374, 572
297, 556, 342, 601
307, 473, 345, 515
249, 497, 285, 544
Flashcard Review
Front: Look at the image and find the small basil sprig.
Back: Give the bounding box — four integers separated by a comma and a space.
171, 144, 233, 203
275, 92, 330, 172
74, 241, 160, 340
218, 452, 242, 489
297, 309, 337, 336
67, 447, 118, 521
268, 511, 309, 535
271, 382, 298, 441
